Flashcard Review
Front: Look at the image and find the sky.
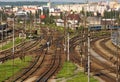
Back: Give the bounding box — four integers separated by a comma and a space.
0, 0, 118, 3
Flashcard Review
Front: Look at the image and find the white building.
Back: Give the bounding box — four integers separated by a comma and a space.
84, 2, 108, 16
22, 5, 38, 14
13, 7, 18, 12
57, 1, 120, 16
87, 17, 101, 25
15, 10, 27, 16
57, 4, 85, 12
56, 19, 64, 27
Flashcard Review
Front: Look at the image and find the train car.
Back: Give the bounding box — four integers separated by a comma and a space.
0, 24, 8, 30
111, 31, 120, 47
0, 23, 12, 40
108, 25, 120, 30
88, 25, 102, 31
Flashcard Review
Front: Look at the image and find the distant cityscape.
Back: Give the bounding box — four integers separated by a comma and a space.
0, 0, 120, 28
0, 1, 85, 6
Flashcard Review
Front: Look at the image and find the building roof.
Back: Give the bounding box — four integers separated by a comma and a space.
67, 14, 81, 21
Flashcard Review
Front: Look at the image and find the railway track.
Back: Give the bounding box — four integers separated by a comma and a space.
2, 27, 116, 82
4, 27, 64, 82
91, 37, 120, 82
0, 38, 42, 63
36, 47, 61, 82
8, 45, 47, 82
70, 39, 116, 82
68, 31, 118, 82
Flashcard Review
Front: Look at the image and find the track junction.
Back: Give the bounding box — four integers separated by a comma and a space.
0, 27, 120, 82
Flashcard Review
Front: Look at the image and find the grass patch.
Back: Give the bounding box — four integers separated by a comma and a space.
56, 61, 98, 82
66, 72, 98, 82
57, 61, 76, 78
0, 37, 24, 50
0, 56, 32, 81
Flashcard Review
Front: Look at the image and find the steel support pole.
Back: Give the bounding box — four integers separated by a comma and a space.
67, 32, 69, 61
88, 33, 90, 82
116, 30, 119, 82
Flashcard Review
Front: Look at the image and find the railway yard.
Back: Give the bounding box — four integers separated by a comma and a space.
1, 0, 120, 81
0, 24, 120, 82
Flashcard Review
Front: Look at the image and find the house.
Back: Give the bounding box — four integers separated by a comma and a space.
101, 18, 116, 26
66, 13, 81, 29
15, 10, 29, 21
56, 19, 64, 27
56, 13, 81, 30
49, 8, 61, 16
87, 17, 101, 25
22, 6, 38, 14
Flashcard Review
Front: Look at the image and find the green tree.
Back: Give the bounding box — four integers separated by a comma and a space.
42, 8, 50, 24
27, 11, 33, 24
80, 7, 85, 16
2, 13, 8, 21
49, 15, 55, 24
9, 13, 15, 18
103, 10, 119, 19
35, 10, 40, 18
86, 11, 93, 17
60, 12, 63, 19
43, 8, 49, 17
38, 9, 41, 16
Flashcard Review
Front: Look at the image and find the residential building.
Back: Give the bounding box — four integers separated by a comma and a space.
22, 5, 38, 14
57, 4, 85, 12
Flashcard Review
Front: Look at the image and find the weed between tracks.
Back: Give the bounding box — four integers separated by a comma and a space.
0, 56, 32, 81
56, 61, 98, 82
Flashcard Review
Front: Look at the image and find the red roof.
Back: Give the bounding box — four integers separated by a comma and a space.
40, 15, 46, 19
67, 14, 80, 21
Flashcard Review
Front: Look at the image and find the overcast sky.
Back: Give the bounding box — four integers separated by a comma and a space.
0, 0, 118, 3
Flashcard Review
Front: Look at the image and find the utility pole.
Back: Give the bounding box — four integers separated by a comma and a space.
116, 29, 119, 82
67, 23, 69, 61
88, 32, 90, 82
64, 12, 69, 61
12, 17, 15, 79
13, 18, 15, 57
1, 14, 2, 24
64, 12, 67, 53
25, 15, 26, 33
1, 14, 3, 51
86, 0, 90, 82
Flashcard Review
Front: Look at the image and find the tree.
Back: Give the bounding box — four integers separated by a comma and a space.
27, 11, 33, 24
60, 12, 63, 19
80, 7, 85, 16
103, 10, 119, 19
43, 7, 49, 17
9, 13, 15, 18
38, 9, 41, 16
2, 13, 8, 21
49, 15, 54, 24
86, 11, 93, 17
